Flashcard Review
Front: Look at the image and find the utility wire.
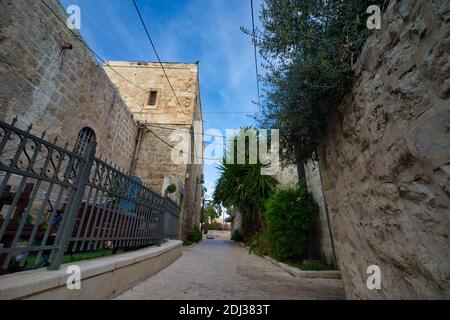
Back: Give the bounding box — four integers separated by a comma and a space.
40, 0, 149, 94
40, 0, 209, 143
251, 0, 261, 112
145, 123, 227, 139
41, 0, 217, 161
40, 0, 256, 160
131, 0, 205, 164
203, 111, 258, 114
144, 126, 222, 162
132, 0, 189, 118
41, 1, 254, 132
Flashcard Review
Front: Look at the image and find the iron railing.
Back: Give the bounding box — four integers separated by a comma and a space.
163, 197, 181, 239
0, 119, 180, 274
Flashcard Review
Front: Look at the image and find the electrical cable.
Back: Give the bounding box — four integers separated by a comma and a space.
132, 0, 189, 118
144, 126, 222, 162
250, 0, 261, 112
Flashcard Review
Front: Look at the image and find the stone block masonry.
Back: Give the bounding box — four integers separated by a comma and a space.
0, 1, 204, 241
103, 61, 201, 126
318, 0, 450, 299
0, 0, 138, 171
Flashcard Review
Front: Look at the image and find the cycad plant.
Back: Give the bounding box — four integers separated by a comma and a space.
213, 127, 278, 240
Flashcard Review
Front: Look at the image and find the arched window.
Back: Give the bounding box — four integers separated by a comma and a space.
74, 127, 96, 157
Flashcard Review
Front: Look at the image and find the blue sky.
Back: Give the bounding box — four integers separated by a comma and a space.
60, 0, 263, 199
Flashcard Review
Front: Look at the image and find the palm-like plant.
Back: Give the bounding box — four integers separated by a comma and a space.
213, 128, 278, 239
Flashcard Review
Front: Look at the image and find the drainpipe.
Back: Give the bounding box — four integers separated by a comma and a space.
317, 156, 338, 269
129, 122, 145, 176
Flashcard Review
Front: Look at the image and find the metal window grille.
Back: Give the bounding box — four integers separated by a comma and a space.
74, 127, 96, 158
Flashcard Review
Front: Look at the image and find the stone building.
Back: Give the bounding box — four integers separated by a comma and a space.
0, 0, 203, 239
104, 61, 204, 238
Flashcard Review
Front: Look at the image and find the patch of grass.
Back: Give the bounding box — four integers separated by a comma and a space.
62, 249, 119, 264
25, 249, 124, 269
289, 259, 337, 271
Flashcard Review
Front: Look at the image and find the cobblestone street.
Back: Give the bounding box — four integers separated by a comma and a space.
114, 238, 345, 300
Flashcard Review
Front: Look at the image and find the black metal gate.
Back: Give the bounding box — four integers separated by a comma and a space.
0, 119, 179, 273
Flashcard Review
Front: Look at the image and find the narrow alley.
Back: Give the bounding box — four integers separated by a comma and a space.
114, 238, 345, 300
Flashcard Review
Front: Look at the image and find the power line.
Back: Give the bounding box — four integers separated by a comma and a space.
144, 123, 269, 142
40, 0, 149, 94
250, 0, 261, 112
40, 0, 236, 165
131, 0, 206, 163
144, 123, 225, 139
202, 111, 258, 114
144, 126, 222, 162
132, 0, 189, 118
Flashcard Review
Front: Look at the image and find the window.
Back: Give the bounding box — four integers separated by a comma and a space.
74, 127, 96, 157
147, 90, 158, 106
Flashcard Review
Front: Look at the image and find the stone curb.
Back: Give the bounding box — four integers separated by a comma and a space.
185, 240, 201, 248
0, 240, 183, 300
237, 241, 341, 280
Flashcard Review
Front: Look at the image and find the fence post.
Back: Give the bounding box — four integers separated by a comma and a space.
48, 142, 96, 270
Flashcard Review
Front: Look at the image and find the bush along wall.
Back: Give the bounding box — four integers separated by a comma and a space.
184, 227, 202, 246
250, 184, 320, 265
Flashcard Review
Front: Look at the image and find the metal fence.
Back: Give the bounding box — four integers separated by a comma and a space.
0, 119, 180, 274
163, 197, 181, 239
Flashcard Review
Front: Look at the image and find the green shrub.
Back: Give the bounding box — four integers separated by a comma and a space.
248, 231, 272, 257
186, 226, 202, 244
166, 183, 177, 194
298, 260, 336, 271
250, 0, 387, 164
263, 184, 318, 262
231, 229, 244, 242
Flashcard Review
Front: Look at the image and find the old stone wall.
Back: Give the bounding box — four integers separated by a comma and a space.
319, 0, 450, 299
134, 125, 188, 195
274, 165, 299, 188
0, 0, 138, 171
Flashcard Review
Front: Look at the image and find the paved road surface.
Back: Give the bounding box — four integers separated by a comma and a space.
114, 238, 345, 300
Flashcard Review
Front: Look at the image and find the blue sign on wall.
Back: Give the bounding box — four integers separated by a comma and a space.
118, 176, 142, 215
